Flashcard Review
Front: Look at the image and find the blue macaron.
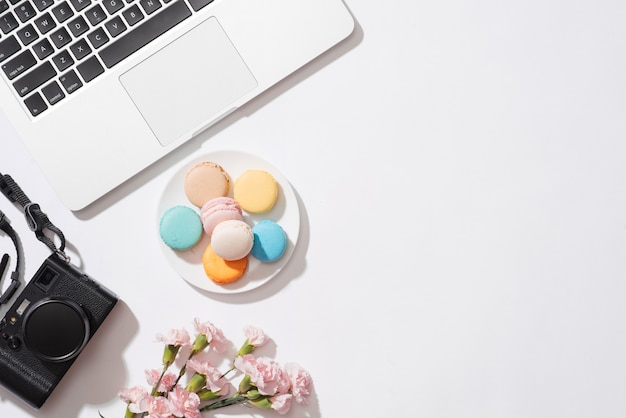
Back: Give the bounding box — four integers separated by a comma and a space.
250, 220, 287, 262
159, 205, 203, 250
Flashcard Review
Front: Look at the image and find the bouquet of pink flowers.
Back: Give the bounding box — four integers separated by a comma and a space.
114, 319, 312, 418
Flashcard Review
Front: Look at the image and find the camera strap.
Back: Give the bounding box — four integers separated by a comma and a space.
0, 173, 69, 305
0, 173, 67, 259
0, 211, 20, 305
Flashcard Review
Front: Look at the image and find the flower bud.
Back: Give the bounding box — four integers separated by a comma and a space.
236, 339, 255, 357
191, 334, 208, 355
185, 373, 207, 393
245, 389, 262, 400
162, 344, 180, 366
124, 405, 135, 418
250, 397, 272, 410
197, 388, 222, 401
238, 374, 252, 393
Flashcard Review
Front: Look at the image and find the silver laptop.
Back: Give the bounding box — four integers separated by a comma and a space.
0, 0, 354, 210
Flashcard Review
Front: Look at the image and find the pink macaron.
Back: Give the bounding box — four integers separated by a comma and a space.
200, 197, 243, 238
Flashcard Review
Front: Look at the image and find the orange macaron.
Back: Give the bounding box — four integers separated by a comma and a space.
201, 244, 248, 285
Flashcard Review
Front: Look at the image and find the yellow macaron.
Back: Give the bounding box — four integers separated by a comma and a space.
233, 170, 278, 213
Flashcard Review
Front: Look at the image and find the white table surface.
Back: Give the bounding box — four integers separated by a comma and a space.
2, 1, 626, 417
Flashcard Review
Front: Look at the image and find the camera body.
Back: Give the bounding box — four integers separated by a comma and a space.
0, 254, 118, 408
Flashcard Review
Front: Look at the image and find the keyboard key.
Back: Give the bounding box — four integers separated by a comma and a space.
102, 0, 123, 15
24, 92, 47, 116
32, 37, 53, 59
140, 0, 162, 15
52, 49, 73, 71
2, 49, 36, 79
32, 0, 53, 11
51, 1, 73, 23
15, 1, 36, 23
100, 0, 191, 68
104, 15, 126, 38
122, 5, 144, 26
69, 0, 90, 12
87, 27, 109, 49
0, 12, 18, 34
0, 0, 8, 12
59, 69, 82, 93
13, 61, 55, 96
69, 38, 91, 60
67, 15, 88, 37
50, 27, 71, 48
188, 0, 214, 12
34, 11, 55, 34
76, 55, 103, 82
0, 35, 20, 62
85, 4, 106, 26
16, 23, 38, 45
41, 80, 65, 104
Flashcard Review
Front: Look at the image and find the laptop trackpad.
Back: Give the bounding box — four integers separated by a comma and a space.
120, 17, 257, 146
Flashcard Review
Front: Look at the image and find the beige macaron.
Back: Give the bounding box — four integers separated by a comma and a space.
184, 162, 230, 208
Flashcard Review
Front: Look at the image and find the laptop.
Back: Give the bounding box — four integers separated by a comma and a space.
0, 0, 354, 210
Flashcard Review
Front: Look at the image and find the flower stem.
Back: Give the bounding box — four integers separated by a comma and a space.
150, 365, 169, 396
200, 394, 248, 411
220, 365, 235, 379
175, 362, 187, 386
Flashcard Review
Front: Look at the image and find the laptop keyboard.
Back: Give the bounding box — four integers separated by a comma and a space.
0, 0, 214, 117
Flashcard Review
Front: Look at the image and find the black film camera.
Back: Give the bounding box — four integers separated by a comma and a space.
0, 253, 118, 408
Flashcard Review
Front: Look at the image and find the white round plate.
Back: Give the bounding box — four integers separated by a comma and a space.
157, 150, 300, 294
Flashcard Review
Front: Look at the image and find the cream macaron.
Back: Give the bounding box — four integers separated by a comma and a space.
210, 220, 254, 261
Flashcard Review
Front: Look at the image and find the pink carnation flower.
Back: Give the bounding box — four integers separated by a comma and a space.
118, 386, 149, 413
244, 326, 268, 347
285, 362, 312, 404
234, 354, 289, 396
169, 385, 201, 418
270, 393, 293, 415
145, 369, 177, 393
135, 395, 171, 418
118, 385, 148, 404
187, 359, 230, 394
156, 328, 191, 347
193, 319, 227, 353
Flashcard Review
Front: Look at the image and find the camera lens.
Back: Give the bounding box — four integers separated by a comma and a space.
23, 299, 90, 362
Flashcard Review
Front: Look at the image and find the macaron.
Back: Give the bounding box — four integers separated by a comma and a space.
159, 206, 203, 250
184, 161, 230, 208
200, 197, 244, 238
233, 170, 278, 213
210, 220, 254, 261
202, 244, 248, 284
251, 220, 287, 262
